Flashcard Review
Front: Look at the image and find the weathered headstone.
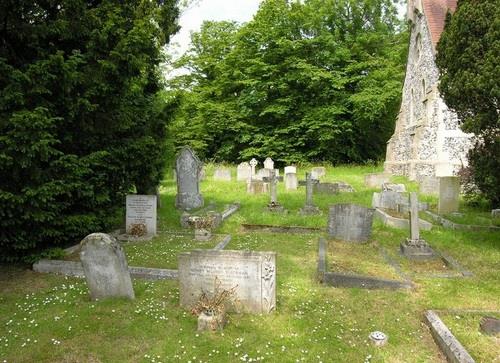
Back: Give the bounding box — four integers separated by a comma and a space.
400, 193, 435, 259
311, 167, 326, 179
372, 191, 407, 211
327, 204, 374, 242
364, 173, 391, 188
313, 183, 338, 195
438, 177, 460, 214
419, 176, 440, 195
213, 168, 231, 181
126, 195, 157, 236
264, 170, 284, 212
263, 157, 274, 170
237, 162, 252, 181
247, 180, 268, 194
284, 166, 298, 190
80, 233, 135, 300
299, 172, 321, 215
178, 249, 276, 314
175, 147, 204, 210
249, 158, 258, 179
492, 209, 500, 219
382, 183, 406, 192
255, 168, 270, 181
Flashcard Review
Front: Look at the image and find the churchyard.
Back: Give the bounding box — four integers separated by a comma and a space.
1, 161, 499, 363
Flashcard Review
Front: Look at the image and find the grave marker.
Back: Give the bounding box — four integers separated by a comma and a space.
237, 162, 251, 181
438, 177, 460, 214
214, 168, 231, 181
327, 204, 374, 242
175, 147, 204, 210
284, 166, 298, 190
299, 172, 320, 215
126, 195, 157, 236
249, 158, 258, 179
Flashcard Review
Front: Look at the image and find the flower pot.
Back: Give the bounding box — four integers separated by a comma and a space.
197, 309, 226, 331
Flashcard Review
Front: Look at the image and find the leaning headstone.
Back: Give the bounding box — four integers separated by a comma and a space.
382, 183, 406, 192
438, 177, 460, 214
284, 166, 298, 190
249, 158, 258, 179
419, 176, 440, 195
175, 147, 204, 210
126, 195, 157, 237
80, 233, 135, 300
178, 250, 276, 314
400, 193, 435, 259
311, 167, 326, 179
299, 172, 320, 215
327, 204, 374, 242
372, 191, 407, 211
263, 157, 274, 170
213, 168, 231, 181
237, 162, 252, 181
364, 173, 391, 188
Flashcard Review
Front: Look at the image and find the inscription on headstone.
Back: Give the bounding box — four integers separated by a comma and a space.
178, 250, 276, 314
328, 204, 374, 242
438, 177, 460, 214
126, 195, 157, 236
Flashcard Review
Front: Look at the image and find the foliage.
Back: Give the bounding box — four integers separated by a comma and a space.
190, 277, 238, 316
436, 0, 500, 206
0, 0, 180, 261
167, 0, 407, 164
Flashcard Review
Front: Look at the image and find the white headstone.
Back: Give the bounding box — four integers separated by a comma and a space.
237, 162, 252, 181
249, 158, 258, 177
214, 168, 231, 181
284, 166, 296, 174
263, 157, 274, 170
126, 195, 157, 236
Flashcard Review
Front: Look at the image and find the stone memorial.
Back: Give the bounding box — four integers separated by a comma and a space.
284, 166, 298, 190
255, 168, 270, 181
175, 147, 204, 210
372, 190, 407, 211
178, 249, 276, 314
382, 183, 406, 192
419, 176, 440, 195
492, 209, 500, 219
438, 177, 460, 214
249, 158, 258, 178
214, 168, 231, 181
263, 157, 274, 170
364, 173, 391, 188
313, 183, 338, 195
80, 233, 135, 300
237, 162, 252, 181
247, 180, 268, 195
264, 170, 284, 212
311, 167, 326, 179
299, 172, 320, 215
400, 193, 435, 259
126, 195, 157, 236
327, 204, 374, 242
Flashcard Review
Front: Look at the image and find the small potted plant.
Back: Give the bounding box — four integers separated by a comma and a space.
190, 277, 238, 331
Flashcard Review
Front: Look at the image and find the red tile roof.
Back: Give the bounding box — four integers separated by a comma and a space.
422, 0, 457, 48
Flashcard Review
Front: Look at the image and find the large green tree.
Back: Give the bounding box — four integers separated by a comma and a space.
0, 0, 180, 261
436, 0, 500, 206
169, 0, 407, 164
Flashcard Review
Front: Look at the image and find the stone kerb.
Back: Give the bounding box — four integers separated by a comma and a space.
328, 204, 374, 242
374, 208, 433, 231
178, 249, 276, 314
80, 233, 135, 300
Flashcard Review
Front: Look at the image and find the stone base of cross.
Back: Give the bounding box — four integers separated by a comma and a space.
299, 205, 321, 216
400, 238, 436, 260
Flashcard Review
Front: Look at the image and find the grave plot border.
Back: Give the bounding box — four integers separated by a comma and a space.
241, 223, 323, 234
180, 202, 240, 229
317, 238, 413, 290
425, 211, 500, 232
374, 208, 433, 231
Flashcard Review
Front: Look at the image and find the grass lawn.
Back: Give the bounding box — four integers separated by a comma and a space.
1, 163, 499, 362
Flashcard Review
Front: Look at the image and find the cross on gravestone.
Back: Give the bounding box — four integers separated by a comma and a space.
249, 158, 258, 179
263, 170, 284, 212
299, 172, 321, 215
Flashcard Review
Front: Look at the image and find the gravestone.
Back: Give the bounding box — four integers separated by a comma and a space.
249, 158, 258, 179
372, 191, 407, 211
492, 209, 500, 219
247, 180, 268, 194
80, 233, 135, 300
237, 162, 252, 181
364, 173, 391, 188
313, 183, 338, 195
327, 204, 374, 242
438, 177, 460, 214
175, 147, 204, 210
311, 167, 326, 179
382, 183, 406, 192
178, 250, 276, 314
214, 168, 231, 181
256, 168, 270, 181
284, 166, 298, 190
419, 176, 440, 195
480, 316, 500, 336
400, 193, 435, 259
264, 170, 284, 212
299, 172, 320, 215
263, 157, 274, 170
126, 195, 157, 236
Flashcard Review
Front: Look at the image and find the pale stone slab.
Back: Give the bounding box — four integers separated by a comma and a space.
175, 147, 204, 210
285, 172, 298, 190
237, 162, 251, 181
311, 167, 326, 179
247, 180, 268, 194
178, 250, 276, 314
284, 166, 296, 174
263, 157, 274, 170
364, 173, 391, 188
438, 177, 460, 214
126, 195, 157, 236
419, 176, 440, 195
214, 168, 231, 181
382, 183, 406, 192
372, 191, 407, 211
328, 204, 374, 242
80, 233, 135, 300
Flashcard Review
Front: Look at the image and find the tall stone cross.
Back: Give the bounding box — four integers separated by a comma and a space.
249, 158, 258, 179
305, 172, 316, 206
269, 169, 277, 204
400, 192, 434, 259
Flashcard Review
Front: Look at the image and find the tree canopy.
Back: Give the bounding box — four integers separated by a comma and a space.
0, 0, 180, 261
436, 0, 500, 206
167, 0, 408, 165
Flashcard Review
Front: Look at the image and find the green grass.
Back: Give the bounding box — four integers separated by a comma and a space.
1, 163, 499, 362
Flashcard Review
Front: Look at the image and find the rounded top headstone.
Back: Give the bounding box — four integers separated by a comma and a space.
264, 157, 274, 169
284, 166, 297, 174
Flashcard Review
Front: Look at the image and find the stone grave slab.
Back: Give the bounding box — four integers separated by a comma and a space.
214, 168, 231, 181
175, 147, 204, 210
328, 204, 374, 242
364, 173, 391, 188
438, 177, 460, 214
237, 162, 251, 181
126, 195, 157, 236
178, 250, 276, 314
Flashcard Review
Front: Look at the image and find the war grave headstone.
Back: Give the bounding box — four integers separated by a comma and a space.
438, 177, 460, 214
178, 250, 276, 314
237, 162, 252, 181
263, 157, 274, 170
263, 170, 284, 212
214, 168, 232, 181
299, 172, 321, 215
364, 173, 391, 188
327, 204, 374, 242
175, 147, 204, 210
80, 233, 135, 300
311, 167, 326, 179
284, 166, 298, 190
400, 193, 436, 259
126, 194, 157, 237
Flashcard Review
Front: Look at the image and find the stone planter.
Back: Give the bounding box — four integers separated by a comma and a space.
197, 309, 226, 331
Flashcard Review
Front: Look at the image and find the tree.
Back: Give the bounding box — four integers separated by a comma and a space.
436, 0, 500, 206
0, 0, 180, 261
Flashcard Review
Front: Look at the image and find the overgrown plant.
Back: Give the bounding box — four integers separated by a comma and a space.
190, 277, 238, 317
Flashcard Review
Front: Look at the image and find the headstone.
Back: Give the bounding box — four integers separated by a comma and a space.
199, 167, 206, 181
327, 204, 374, 242
299, 172, 320, 215
491, 209, 500, 218
365, 173, 391, 188
372, 191, 407, 211
175, 147, 204, 210
480, 316, 500, 336
311, 167, 326, 179
178, 250, 276, 314
256, 168, 271, 181
438, 177, 460, 214
400, 192, 435, 259
313, 183, 338, 195
284, 166, 296, 174
213, 168, 231, 181
249, 158, 258, 178
80, 233, 135, 300
382, 183, 406, 192
264, 170, 284, 212
247, 180, 268, 194
284, 166, 298, 191
126, 195, 157, 236
419, 176, 440, 195
237, 162, 252, 181
263, 157, 274, 170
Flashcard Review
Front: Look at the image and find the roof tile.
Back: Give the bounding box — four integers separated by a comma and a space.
422, 0, 457, 48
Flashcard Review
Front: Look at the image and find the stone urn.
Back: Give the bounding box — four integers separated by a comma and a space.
197, 309, 226, 331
